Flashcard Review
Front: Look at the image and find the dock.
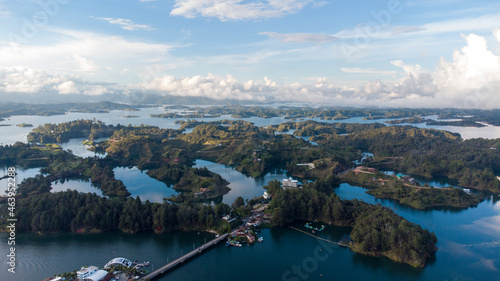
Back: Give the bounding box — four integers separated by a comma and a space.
288, 226, 349, 247
140, 233, 229, 280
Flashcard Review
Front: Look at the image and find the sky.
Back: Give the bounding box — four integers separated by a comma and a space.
1, 0, 500, 108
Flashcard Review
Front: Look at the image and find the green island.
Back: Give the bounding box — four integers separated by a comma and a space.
0, 101, 141, 117
340, 169, 481, 209
383, 117, 488, 127
1, 109, 500, 268
266, 178, 438, 268
16, 123, 33, 127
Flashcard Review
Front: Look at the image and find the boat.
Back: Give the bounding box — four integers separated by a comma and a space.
258, 237, 263, 242
304, 222, 326, 231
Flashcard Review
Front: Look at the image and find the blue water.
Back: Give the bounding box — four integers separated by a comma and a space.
113, 166, 178, 203
50, 179, 104, 196
0, 111, 499, 280
194, 159, 290, 205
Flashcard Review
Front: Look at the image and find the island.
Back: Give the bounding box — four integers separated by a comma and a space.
340, 168, 481, 209
2, 110, 500, 269
16, 123, 33, 127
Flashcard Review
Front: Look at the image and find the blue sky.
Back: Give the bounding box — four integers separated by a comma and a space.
1, 0, 500, 107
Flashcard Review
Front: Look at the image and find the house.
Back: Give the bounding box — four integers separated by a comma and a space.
77, 266, 109, 281
282, 177, 299, 189
246, 234, 256, 243
463, 189, 471, 195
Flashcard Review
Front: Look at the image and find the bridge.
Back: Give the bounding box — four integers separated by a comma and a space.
140, 233, 229, 280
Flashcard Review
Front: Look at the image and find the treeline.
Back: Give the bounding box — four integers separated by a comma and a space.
316, 126, 500, 191
0, 142, 52, 167
149, 166, 231, 202
4, 191, 231, 234
28, 119, 121, 143
269, 120, 385, 136
268, 180, 438, 268
0, 101, 139, 118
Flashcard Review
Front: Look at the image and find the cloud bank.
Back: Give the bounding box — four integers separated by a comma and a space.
1, 32, 500, 108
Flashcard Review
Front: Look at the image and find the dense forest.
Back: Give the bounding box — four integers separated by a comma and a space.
0, 101, 139, 118
1, 108, 499, 268
4, 191, 231, 234
314, 126, 500, 191
28, 119, 122, 143
267, 179, 438, 268
340, 171, 481, 209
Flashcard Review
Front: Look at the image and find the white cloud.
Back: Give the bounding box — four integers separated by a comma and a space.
55, 81, 79, 95
341, 67, 396, 76
259, 32, 337, 43
170, 0, 313, 21
0, 29, 174, 81
0, 66, 119, 96
1, 31, 499, 109
71, 54, 98, 72
494, 29, 500, 42
93, 17, 155, 31
134, 31, 500, 108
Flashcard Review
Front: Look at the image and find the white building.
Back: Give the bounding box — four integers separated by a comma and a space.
282, 177, 299, 189
463, 189, 471, 195
263, 191, 270, 199
76, 266, 109, 281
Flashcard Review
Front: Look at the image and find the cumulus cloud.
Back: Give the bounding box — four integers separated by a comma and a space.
54, 81, 79, 95
0, 66, 119, 96
93, 17, 155, 31
259, 32, 337, 43
0, 29, 173, 81
133, 31, 500, 108
170, 0, 313, 21
1, 31, 500, 109
495, 29, 500, 42
136, 74, 269, 101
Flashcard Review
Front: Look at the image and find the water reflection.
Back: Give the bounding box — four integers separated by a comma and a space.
59, 138, 108, 158
113, 166, 178, 203
194, 159, 291, 205
51, 178, 103, 196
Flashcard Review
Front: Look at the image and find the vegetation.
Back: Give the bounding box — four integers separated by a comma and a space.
315, 126, 500, 192
16, 123, 33, 127
340, 171, 481, 209
168, 167, 230, 202
0, 190, 231, 234
268, 181, 438, 268
0, 101, 140, 118
28, 119, 121, 143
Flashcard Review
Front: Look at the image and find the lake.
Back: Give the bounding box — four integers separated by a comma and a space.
0, 108, 499, 280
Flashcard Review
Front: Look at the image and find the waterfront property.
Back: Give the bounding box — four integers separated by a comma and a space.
104, 257, 133, 269
282, 177, 299, 189
76, 266, 110, 281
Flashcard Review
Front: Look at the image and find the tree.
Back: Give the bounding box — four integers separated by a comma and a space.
232, 196, 245, 209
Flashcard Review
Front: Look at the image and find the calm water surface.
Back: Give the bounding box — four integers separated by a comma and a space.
0, 110, 499, 280
113, 166, 178, 203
